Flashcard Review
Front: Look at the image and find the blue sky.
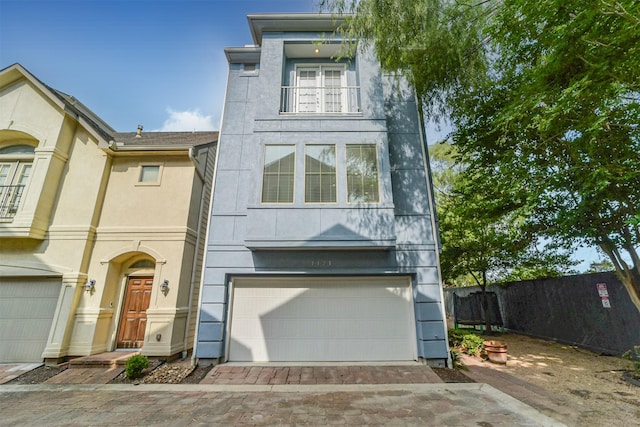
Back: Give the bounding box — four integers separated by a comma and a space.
1, 0, 317, 132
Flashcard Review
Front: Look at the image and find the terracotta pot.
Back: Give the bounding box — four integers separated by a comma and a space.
484, 340, 508, 364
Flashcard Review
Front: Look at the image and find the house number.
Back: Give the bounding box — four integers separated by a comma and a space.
311, 260, 332, 267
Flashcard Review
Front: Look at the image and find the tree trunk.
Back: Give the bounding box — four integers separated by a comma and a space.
599, 243, 640, 313
481, 270, 491, 333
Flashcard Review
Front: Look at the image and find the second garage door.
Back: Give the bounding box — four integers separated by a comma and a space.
0, 278, 60, 362
228, 276, 416, 362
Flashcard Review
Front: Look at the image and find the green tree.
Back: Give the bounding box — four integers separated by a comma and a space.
586, 259, 615, 273
453, 0, 640, 309
432, 142, 575, 330
322, 0, 640, 312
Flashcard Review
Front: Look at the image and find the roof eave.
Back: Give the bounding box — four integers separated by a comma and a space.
247, 13, 348, 45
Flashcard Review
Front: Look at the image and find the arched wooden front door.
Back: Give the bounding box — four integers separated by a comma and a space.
117, 276, 153, 348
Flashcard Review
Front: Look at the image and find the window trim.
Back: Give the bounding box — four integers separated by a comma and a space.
345, 144, 381, 204
260, 145, 296, 204
0, 144, 35, 220
293, 64, 348, 114
136, 163, 163, 186
304, 144, 337, 204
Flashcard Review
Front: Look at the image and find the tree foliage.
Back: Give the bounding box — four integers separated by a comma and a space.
456, 0, 640, 309
431, 143, 575, 286
587, 259, 615, 273
322, 0, 640, 312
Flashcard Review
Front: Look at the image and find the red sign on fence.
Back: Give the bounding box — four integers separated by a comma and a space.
597, 283, 611, 308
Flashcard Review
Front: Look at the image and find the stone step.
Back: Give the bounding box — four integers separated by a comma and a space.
68, 351, 139, 368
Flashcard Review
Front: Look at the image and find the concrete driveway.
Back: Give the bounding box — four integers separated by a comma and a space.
0, 382, 565, 426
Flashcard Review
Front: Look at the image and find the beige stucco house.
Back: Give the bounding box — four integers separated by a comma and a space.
0, 64, 217, 363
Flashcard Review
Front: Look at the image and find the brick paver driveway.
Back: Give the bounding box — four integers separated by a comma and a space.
0, 383, 565, 426
201, 365, 443, 385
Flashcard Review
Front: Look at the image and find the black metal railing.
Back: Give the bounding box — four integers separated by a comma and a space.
280, 86, 361, 114
0, 185, 25, 219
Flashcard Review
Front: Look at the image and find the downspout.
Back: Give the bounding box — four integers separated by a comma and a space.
182, 145, 207, 360
416, 95, 453, 368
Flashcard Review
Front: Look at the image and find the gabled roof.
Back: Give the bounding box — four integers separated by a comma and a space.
0, 63, 116, 144
1, 63, 219, 152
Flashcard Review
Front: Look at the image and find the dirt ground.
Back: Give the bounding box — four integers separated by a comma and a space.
471, 332, 640, 426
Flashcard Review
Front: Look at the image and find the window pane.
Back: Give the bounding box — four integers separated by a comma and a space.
0, 164, 9, 184
140, 165, 160, 182
262, 145, 295, 203
323, 69, 343, 113
305, 145, 336, 203
297, 69, 317, 113
17, 164, 31, 185
346, 145, 379, 203
0, 145, 35, 155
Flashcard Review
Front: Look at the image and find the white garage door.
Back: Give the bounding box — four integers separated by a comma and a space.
0, 278, 60, 362
228, 277, 416, 362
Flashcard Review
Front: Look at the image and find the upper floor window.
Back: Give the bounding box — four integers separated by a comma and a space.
137, 164, 163, 186
305, 145, 336, 203
0, 145, 34, 219
261, 145, 295, 203
281, 64, 360, 114
346, 145, 380, 203
296, 65, 346, 113
260, 144, 380, 205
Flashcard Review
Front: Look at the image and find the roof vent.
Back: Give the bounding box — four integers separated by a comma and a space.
136, 124, 143, 138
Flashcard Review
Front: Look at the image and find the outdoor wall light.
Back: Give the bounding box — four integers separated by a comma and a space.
84, 279, 96, 293
160, 279, 169, 294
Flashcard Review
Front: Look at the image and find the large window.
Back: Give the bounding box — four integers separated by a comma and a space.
260, 144, 381, 205
305, 145, 336, 203
261, 145, 295, 203
294, 65, 347, 114
0, 145, 34, 219
346, 145, 379, 203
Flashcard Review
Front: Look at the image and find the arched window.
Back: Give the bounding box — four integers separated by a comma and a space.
130, 259, 156, 269
0, 145, 35, 219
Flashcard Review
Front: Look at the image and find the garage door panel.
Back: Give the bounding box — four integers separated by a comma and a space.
0, 298, 60, 317
0, 319, 53, 339
229, 277, 416, 362
0, 279, 60, 362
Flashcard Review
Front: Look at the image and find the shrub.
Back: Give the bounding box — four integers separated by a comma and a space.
447, 328, 469, 348
460, 333, 485, 357
623, 346, 640, 379
125, 354, 149, 379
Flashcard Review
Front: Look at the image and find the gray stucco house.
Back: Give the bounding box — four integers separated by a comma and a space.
195, 14, 449, 366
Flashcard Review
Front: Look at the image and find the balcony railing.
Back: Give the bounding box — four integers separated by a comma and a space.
0, 185, 25, 219
280, 86, 361, 114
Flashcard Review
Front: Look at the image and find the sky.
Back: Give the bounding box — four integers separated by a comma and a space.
0, 0, 317, 132
0, 0, 602, 271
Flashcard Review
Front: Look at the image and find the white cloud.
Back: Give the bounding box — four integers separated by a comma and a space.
153, 108, 216, 131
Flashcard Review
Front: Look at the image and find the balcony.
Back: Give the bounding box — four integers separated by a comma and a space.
0, 185, 24, 219
280, 86, 360, 114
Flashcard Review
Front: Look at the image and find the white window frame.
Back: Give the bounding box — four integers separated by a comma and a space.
261, 145, 296, 204
345, 144, 381, 204
304, 144, 337, 204
294, 64, 347, 114
0, 145, 35, 219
